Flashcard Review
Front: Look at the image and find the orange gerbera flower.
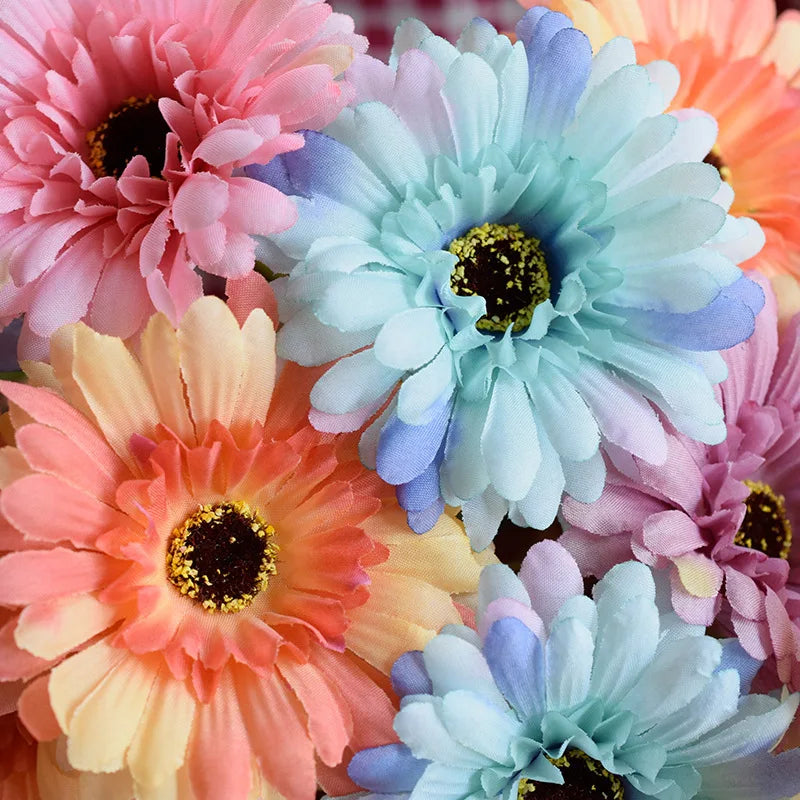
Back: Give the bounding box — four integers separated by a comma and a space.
526, 0, 800, 277
0, 295, 481, 800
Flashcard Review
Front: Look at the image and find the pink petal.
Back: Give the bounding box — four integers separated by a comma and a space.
732, 612, 773, 660
225, 271, 278, 329
201, 230, 255, 278
642, 510, 707, 558
558, 528, 635, 578
479, 597, 546, 642
224, 176, 297, 236
725, 566, 768, 620
172, 173, 229, 233
26, 228, 105, 337
87, 253, 151, 339
518, 540, 583, 627
18, 675, 65, 742
184, 222, 227, 267
192, 123, 263, 167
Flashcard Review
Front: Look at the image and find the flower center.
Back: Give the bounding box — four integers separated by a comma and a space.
449, 222, 550, 333
704, 146, 732, 184
735, 480, 793, 560
86, 95, 170, 179
166, 501, 279, 613
517, 751, 624, 800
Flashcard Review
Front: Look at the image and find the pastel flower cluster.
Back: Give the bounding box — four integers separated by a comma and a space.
0, 0, 799, 799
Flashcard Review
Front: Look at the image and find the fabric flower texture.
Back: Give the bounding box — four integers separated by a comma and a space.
561, 276, 800, 695
0, 295, 481, 800
345, 542, 800, 800
252, 7, 766, 548
0, 0, 367, 359
530, 0, 800, 278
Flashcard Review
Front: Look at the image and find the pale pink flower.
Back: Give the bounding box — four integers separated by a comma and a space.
562, 274, 800, 694
0, 0, 366, 359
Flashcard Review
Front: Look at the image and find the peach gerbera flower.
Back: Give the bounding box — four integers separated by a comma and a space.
528, 0, 800, 278
0, 293, 480, 800
0, 0, 367, 360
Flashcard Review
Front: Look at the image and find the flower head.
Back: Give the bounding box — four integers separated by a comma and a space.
529, 0, 800, 279
0, 294, 481, 800
561, 274, 800, 696
253, 8, 765, 548
346, 542, 800, 800
0, 0, 367, 358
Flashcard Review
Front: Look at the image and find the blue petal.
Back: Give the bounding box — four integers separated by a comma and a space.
617, 275, 764, 351
407, 497, 445, 534
377, 395, 452, 485
392, 651, 433, 698
349, 744, 429, 793
716, 639, 762, 695
483, 617, 545, 720
397, 457, 443, 513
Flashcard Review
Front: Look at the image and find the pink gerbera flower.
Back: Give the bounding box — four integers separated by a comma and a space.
0, 0, 366, 359
561, 274, 800, 694
0, 292, 480, 800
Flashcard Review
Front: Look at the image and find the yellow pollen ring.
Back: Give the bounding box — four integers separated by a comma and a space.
517, 750, 624, 799
449, 222, 550, 334
735, 480, 793, 560
166, 500, 279, 614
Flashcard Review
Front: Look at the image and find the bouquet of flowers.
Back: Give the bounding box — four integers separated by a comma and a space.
1, 0, 800, 798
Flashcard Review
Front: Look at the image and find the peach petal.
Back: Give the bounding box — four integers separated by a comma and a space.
15, 593, 119, 661
0, 617, 51, 681
48, 639, 127, 734
278, 659, 353, 768
2, 473, 128, 548
127, 673, 195, 790
0, 382, 124, 481
765, 10, 800, 83
0, 447, 32, 489
65, 653, 157, 773
308, 647, 395, 752
0, 550, 114, 605
188, 673, 252, 800
139, 312, 195, 445
229, 309, 276, 440
14, 422, 118, 502
233, 667, 315, 800
60, 324, 160, 467
18, 675, 61, 742
177, 297, 245, 440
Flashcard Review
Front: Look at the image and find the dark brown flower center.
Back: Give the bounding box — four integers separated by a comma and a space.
166, 501, 279, 613
449, 223, 550, 334
735, 480, 793, 560
517, 751, 624, 800
86, 95, 170, 179
703, 146, 732, 184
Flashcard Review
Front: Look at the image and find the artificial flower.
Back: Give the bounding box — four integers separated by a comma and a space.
252, 8, 764, 548
0, 713, 38, 800
529, 0, 800, 278
0, 0, 367, 359
0, 293, 481, 800
345, 541, 800, 800
561, 274, 800, 695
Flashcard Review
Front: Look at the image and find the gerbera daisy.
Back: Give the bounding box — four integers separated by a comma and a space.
345, 542, 800, 800
561, 274, 800, 697
528, 0, 800, 278
0, 0, 366, 359
0, 295, 481, 800
252, 8, 764, 548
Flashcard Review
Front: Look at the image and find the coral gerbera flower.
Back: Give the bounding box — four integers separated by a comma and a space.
0, 0, 366, 359
252, 8, 764, 548
345, 542, 800, 800
0, 295, 481, 800
561, 275, 800, 698
528, 0, 800, 279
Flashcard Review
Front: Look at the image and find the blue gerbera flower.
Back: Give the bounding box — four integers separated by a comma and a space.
342, 543, 800, 800
250, 8, 765, 548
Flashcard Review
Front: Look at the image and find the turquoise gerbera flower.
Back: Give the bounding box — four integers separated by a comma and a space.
343, 542, 800, 800
249, 8, 765, 548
